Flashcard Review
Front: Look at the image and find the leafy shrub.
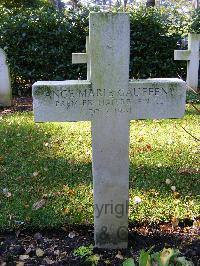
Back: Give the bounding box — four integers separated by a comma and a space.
129, 6, 188, 79
0, 0, 47, 9
190, 9, 200, 33
0, 5, 189, 95
0, 6, 89, 95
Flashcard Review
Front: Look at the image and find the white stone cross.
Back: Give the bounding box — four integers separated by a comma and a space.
174, 33, 200, 91
33, 13, 186, 249
0, 48, 11, 106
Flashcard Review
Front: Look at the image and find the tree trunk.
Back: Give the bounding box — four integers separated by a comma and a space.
124, 0, 128, 10
192, 0, 199, 9
146, 0, 155, 7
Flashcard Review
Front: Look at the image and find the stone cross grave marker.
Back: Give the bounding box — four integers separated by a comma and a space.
33, 13, 186, 249
0, 48, 11, 106
174, 33, 200, 91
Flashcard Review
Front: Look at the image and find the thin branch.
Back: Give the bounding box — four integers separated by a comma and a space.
177, 74, 200, 96
190, 103, 200, 114
180, 126, 200, 142
186, 84, 200, 96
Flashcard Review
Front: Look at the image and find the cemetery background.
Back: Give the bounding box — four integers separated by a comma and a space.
0, 1, 200, 265
1, 2, 200, 96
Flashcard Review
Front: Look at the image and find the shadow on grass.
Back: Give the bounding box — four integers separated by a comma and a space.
0, 112, 199, 229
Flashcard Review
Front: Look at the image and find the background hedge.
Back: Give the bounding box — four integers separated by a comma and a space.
0, 6, 90, 95
190, 8, 200, 33
0, 5, 195, 95
129, 6, 189, 79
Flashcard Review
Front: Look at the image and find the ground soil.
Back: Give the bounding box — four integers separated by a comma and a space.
0, 98, 200, 265
0, 222, 199, 265
0, 97, 33, 116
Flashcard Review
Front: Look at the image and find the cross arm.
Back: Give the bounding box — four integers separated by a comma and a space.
72, 37, 91, 80
32, 80, 92, 122
174, 50, 191, 61
128, 78, 186, 120
72, 53, 87, 64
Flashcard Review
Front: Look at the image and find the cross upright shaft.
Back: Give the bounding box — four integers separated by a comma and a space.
89, 13, 130, 248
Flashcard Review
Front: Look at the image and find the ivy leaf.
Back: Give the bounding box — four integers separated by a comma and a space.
175, 257, 194, 266
123, 258, 136, 266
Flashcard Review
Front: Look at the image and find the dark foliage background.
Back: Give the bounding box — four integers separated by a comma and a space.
190, 8, 200, 33
0, 4, 196, 95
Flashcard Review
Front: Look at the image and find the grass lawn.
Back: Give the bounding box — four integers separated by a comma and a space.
0, 104, 199, 231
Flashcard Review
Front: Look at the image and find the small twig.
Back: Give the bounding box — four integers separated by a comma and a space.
190, 103, 200, 114
180, 126, 200, 142
177, 74, 200, 96
175, 78, 200, 141
186, 84, 200, 96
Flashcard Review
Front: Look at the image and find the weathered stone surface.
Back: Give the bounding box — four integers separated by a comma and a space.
32, 80, 92, 122
90, 12, 130, 249
174, 33, 200, 91
128, 78, 186, 119
0, 48, 11, 106
33, 12, 187, 249
33, 78, 186, 122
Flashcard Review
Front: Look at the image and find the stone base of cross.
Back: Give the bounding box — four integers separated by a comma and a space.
174, 33, 200, 91
33, 13, 186, 249
0, 48, 12, 107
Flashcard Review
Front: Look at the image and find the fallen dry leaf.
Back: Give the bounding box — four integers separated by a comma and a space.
33, 233, 42, 240
193, 219, 200, 229
19, 255, 29, 260
172, 217, 179, 229
63, 208, 70, 214
44, 142, 49, 147
25, 247, 32, 254
115, 251, 123, 260
3, 188, 8, 194
16, 230, 20, 237
171, 186, 176, 192
173, 192, 180, 199
178, 168, 200, 174
2, 188, 12, 198
36, 248, 44, 257
43, 257, 55, 265
54, 249, 60, 256
32, 171, 39, 177
32, 199, 47, 210
68, 231, 76, 238
6, 192, 12, 198
16, 262, 25, 266
165, 178, 171, 185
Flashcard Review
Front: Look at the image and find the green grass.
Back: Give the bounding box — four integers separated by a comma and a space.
0, 104, 199, 230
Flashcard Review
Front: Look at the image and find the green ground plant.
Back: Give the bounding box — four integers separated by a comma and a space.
72, 245, 194, 265
73, 244, 94, 258
123, 247, 194, 266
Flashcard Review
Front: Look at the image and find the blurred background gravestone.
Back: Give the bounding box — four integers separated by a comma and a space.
0, 48, 12, 106
174, 33, 200, 92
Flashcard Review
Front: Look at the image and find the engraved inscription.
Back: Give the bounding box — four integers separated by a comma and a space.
41, 85, 171, 115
